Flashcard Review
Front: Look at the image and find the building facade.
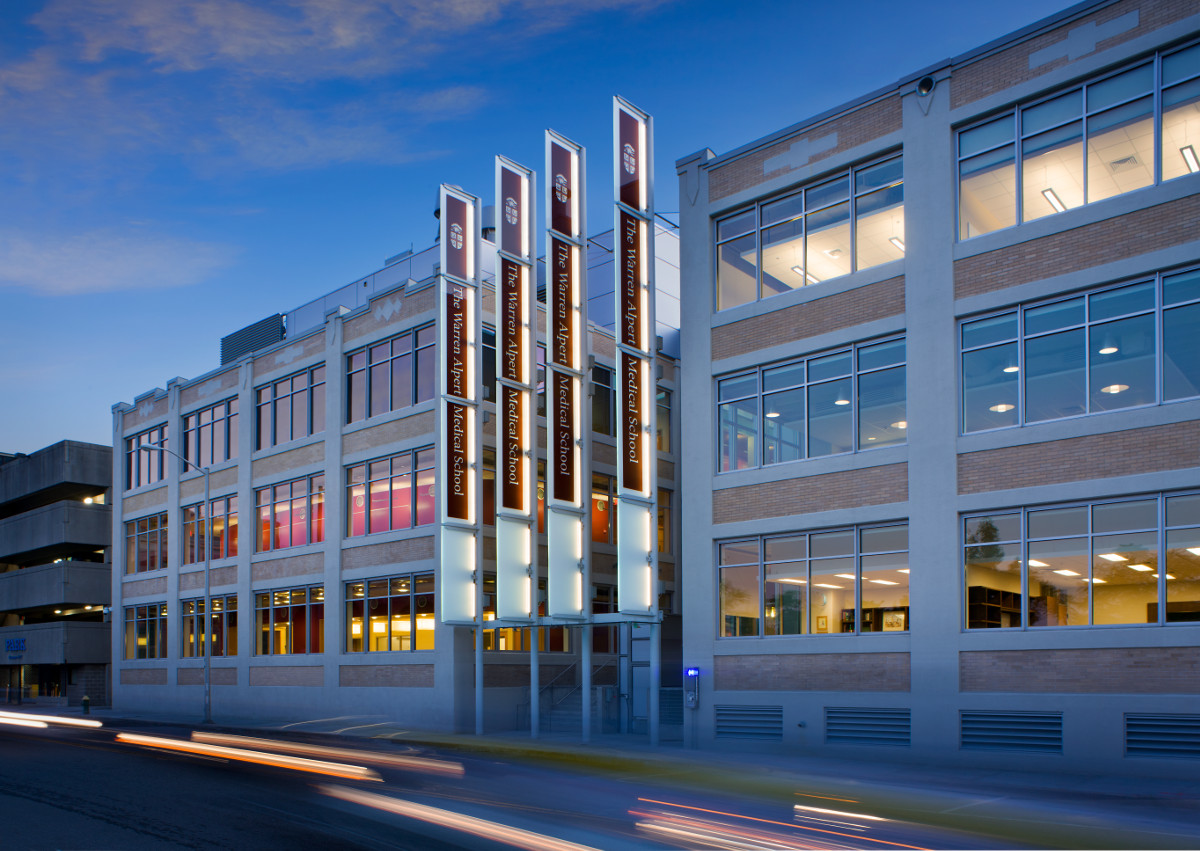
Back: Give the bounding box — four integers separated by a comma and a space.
1, 441, 112, 705
677, 0, 1200, 775
111, 226, 682, 734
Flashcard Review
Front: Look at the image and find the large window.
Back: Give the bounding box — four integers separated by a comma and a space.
256, 366, 325, 450
718, 524, 909, 637
964, 492, 1200, 629
717, 337, 906, 471
346, 326, 435, 424
181, 595, 238, 657
346, 447, 435, 536
256, 474, 325, 552
255, 586, 324, 655
345, 573, 435, 652
183, 496, 238, 564
125, 425, 168, 490
124, 603, 167, 659
184, 398, 238, 467
716, 156, 904, 311
959, 42, 1200, 239
125, 513, 168, 574
961, 268, 1200, 432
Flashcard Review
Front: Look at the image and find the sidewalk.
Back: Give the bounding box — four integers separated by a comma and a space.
11, 703, 1200, 849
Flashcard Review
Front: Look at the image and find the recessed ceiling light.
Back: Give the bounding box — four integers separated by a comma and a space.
834, 398, 850, 406
824, 248, 843, 258
835, 574, 856, 580
889, 236, 906, 252
989, 403, 1015, 412
1003, 366, 1020, 373
870, 579, 899, 585
898, 569, 910, 574
765, 411, 780, 418
1188, 548, 1200, 556
1097, 553, 1128, 562
775, 578, 807, 585
890, 421, 907, 429
790, 265, 820, 285
1183, 145, 1200, 174
1098, 346, 1118, 355
1127, 564, 1152, 572
1151, 573, 1176, 580
813, 583, 842, 589
1090, 578, 1107, 584
1053, 569, 1080, 576
1100, 384, 1129, 394
1028, 559, 1049, 567
1042, 188, 1067, 213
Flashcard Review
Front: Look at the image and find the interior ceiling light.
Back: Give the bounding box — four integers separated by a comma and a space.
891, 421, 907, 429
1028, 559, 1049, 567
1100, 384, 1129, 394
889, 236, 906, 252
834, 397, 850, 406
1053, 569, 1080, 576
1187, 548, 1200, 556
1042, 188, 1067, 213
1098, 553, 1128, 562
776, 578, 807, 585
870, 579, 899, 585
835, 574, 856, 580
765, 411, 781, 418
1183, 145, 1200, 174
1152, 573, 1176, 580
989, 403, 1015, 412
1127, 564, 1153, 572
792, 265, 821, 284
1003, 365, 1020, 373
813, 583, 842, 589
1098, 345, 1118, 355
1090, 578, 1107, 584
824, 248, 843, 258
898, 568, 910, 574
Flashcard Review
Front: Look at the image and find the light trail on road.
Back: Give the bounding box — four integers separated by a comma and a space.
190, 731, 465, 776
114, 732, 381, 781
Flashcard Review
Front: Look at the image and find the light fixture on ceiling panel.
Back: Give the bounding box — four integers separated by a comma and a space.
870, 579, 899, 585
1151, 573, 1176, 580
1028, 559, 1049, 567
1097, 553, 1128, 562
834, 396, 850, 406
835, 574, 856, 581
898, 569, 910, 574
1100, 384, 1129, 394
765, 410, 780, 418
1188, 547, 1200, 556
1053, 569, 1080, 576
889, 236, 906, 253
1090, 578, 1107, 584
1183, 145, 1200, 174
989, 403, 1015, 412
792, 265, 820, 284
1003, 365, 1020, 373
1042, 188, 1067, 213
1127, 564, 1152, 572
890, 421, 907, 429
813, 583, 842, 589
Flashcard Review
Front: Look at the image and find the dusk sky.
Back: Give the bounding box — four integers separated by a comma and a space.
0, 0, 1073, 455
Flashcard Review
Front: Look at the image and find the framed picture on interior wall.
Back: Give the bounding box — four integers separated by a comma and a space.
816, 615, 828, 633
882, 610, 906, 631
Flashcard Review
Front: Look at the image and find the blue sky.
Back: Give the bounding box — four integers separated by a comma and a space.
0, 0, 1073, 454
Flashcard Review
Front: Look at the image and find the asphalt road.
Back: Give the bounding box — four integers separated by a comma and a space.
0, 718, 1023, 851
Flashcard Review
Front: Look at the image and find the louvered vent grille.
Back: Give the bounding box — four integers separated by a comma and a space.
220, 314, 285, 365
825, 707, 911, 746
961, 710, 1062, 753
1126, 714, 1200, 758
714, 705, 783, 740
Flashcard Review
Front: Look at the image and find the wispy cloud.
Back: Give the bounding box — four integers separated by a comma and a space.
0, 229, 237, 295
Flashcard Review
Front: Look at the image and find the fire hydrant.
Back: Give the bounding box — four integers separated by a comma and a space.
82, 695, 90, 715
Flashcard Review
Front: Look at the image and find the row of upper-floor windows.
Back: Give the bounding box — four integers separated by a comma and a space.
716, 490, 1200, 638
123, 448, 674, 570
713, 41, 1200, 313
715, 265, 1200, 471
959, 41, 1200, 239
125, 324, 670, 489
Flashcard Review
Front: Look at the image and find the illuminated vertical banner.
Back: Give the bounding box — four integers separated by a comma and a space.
613, 97, 657, 615
545, 131, 588, 620
494, 157, 537, 622
437, 185, 483, 625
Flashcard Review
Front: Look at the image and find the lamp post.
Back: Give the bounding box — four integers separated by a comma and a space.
139, 442, 211, 724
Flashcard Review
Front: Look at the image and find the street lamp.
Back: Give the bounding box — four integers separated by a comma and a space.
139, 442, 212, 724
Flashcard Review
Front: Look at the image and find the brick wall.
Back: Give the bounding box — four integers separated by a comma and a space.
179, 565, 237, 591
958, 421, 1199, 494
713, 277, 904, 361
343, 287, 434, 344
250, 553, 324, 582
339, 664, 434, 688
251, 441, 324, 480
961, 647, 1200, 692
180, 467, 236, 500
66, 664, 108, 705
122, 576, 167, 597
483, 663, 573, 688
955, 195, 1200, 300
120, 667, 167, 685
178, 666, 237, 685
121, 487, 166, 516
708, 97, 902, 203
248, 665, 323, 686
252, 332, 324, 378
342, 411, 435, 456
341, 537, 435, 571
180, 369, 239, 409
951, 0, 1192, 110
714, 463, 908, 524
715, 652, 910, 692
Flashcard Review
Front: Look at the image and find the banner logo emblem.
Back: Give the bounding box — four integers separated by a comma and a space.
504, 196, 519, 226
554, 174, 569, 203
450, 223, 464, 250
623, 143, 636, 175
